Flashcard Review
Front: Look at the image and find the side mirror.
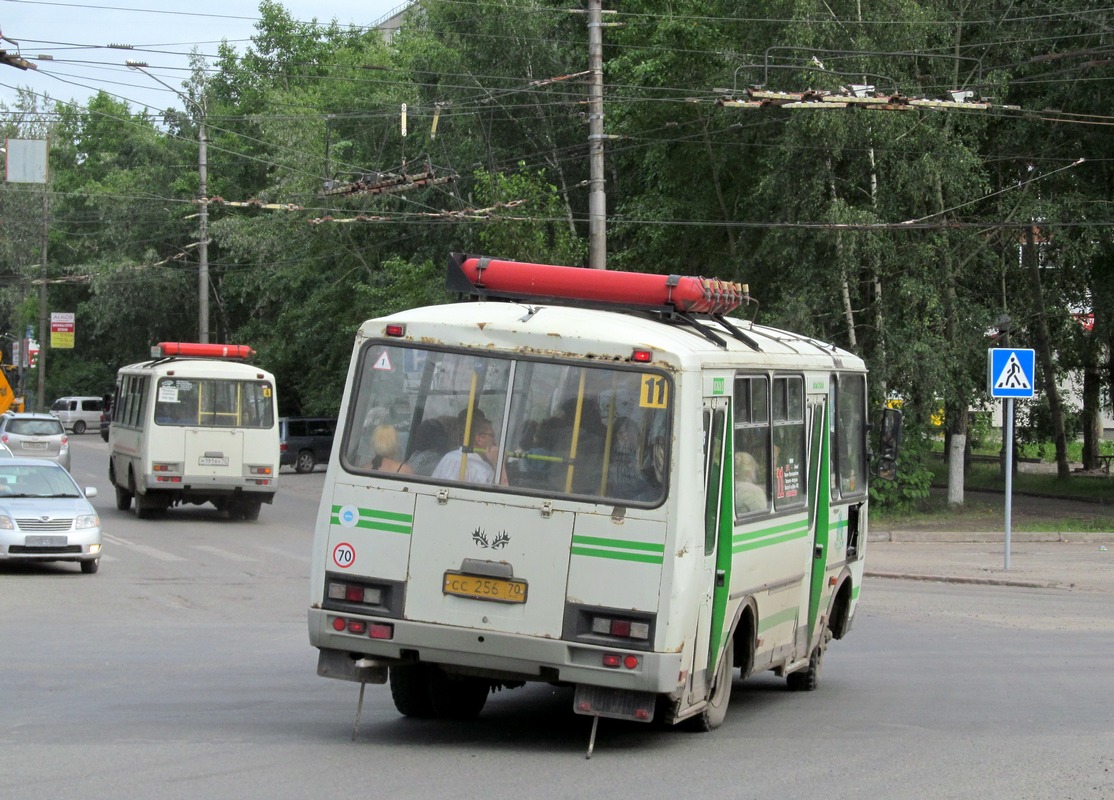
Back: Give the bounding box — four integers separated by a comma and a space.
876, 458, 898, 482
875, 407, 903, 481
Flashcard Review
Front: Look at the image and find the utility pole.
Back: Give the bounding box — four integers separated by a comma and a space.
37, 184, 47, 410
197, 112, 208, 343
127, 61, 210, 342
587, 0, 606, 269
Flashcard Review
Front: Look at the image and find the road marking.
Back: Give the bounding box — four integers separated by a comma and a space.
193, 545, 256, 563
254, 544, 311, 563
101, 533, 185, 562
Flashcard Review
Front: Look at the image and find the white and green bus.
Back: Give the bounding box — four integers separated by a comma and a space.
308, 254, 900, 745
108, 343, 280, 521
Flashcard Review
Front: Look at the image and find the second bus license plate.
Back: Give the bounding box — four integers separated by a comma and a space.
443, 572, 527, 604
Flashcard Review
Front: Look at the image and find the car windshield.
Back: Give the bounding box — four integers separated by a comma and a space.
0, 464, 80, 497
7, 419, 64, 436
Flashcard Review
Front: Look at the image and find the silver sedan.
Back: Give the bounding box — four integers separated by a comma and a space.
0, 459, 102, 574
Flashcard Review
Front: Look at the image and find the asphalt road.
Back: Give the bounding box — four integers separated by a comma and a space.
2, 436, 1111, 800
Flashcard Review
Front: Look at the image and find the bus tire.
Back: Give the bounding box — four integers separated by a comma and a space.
115, 483, 133, 511
787, 642, 823, 692
689, 639, 733, 731
242, 498, 262, 521
389, 664, 436, 718
135, 491, 161, 519
428, 669, 489, 720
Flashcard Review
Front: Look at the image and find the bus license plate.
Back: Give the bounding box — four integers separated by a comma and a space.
443, 572, 527, 604
198, 456, 229, 466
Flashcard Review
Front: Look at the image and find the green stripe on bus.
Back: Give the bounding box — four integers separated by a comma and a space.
733, 528, 810, 553
330, 506, 414, 534
757, 605, 799, 634
735, 518, 808, 539
570, 546, 664, 565
330, 505, 413, 524
571, 535, 665, 554
349, 519, 413, 534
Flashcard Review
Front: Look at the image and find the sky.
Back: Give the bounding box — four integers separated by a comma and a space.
0, 0, 405, 113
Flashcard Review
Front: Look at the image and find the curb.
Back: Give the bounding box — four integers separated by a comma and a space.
868, 531, 1114, 544
865, 570, 1058, 590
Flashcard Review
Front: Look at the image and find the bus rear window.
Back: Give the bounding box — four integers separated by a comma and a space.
154, 378, 275, 428
343, 344, 671, 505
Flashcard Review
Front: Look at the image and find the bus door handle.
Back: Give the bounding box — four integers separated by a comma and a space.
715, 570, 726, 587
814, 544, 824, 560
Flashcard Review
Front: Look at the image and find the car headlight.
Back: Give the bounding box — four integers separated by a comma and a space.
75, 514, 100, 530
0, 515, 13, 530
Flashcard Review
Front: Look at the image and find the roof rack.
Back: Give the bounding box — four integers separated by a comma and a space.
445, 253, 760, 350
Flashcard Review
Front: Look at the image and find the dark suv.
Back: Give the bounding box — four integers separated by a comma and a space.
279, 417, 337, 473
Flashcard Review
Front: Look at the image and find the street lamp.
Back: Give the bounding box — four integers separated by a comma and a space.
127, 60, 209, 343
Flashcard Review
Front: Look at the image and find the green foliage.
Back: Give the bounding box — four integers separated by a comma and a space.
870, 420, 935, 511
1017, 400, 1083, 455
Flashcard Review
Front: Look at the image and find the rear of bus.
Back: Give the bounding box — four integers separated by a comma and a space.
308, 302, 693, 720
109, 351, 279, 519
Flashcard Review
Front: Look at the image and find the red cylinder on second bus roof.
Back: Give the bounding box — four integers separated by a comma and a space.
459, 257, 746, 315
156, 342, 255, 359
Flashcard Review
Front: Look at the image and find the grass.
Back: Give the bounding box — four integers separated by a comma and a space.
873, 452, 1114, 533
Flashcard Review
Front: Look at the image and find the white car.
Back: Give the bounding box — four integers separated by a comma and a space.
0, 459, 102, 574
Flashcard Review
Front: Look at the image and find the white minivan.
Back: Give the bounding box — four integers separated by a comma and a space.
50, 396, 105, 435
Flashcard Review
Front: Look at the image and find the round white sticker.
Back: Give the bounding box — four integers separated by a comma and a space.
337, 504, 359, 528
333, 542, 356, 569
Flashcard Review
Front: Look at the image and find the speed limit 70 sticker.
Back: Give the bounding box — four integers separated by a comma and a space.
332, 542, 356, 569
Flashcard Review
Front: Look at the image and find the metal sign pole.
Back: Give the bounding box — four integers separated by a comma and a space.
1003, 397, 1013, 570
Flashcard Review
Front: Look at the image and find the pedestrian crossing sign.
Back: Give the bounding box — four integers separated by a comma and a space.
988, 348, 1036, 399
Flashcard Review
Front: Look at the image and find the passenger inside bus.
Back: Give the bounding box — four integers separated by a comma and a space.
404, 418, 449, 476
362, 424, 414, 474
606, 417, 656, 501
734, 451, 768, 514
431, 412, 508, 485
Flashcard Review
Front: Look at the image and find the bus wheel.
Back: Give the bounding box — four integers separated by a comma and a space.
689, 639, 733, 731
389, 664, 435, 718
428, 669, 489, 720
115, 483, 133, 511
787, 642, 824, 692
135, 491, 162, 519
242, 498, 262, 521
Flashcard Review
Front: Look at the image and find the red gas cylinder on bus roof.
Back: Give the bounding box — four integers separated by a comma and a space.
154, 342, 255, 359
457, 256, 747, 316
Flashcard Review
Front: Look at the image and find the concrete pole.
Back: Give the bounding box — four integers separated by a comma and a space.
37, 184, 47, 411
587, 0, 606, 269
198, 115, 209, 343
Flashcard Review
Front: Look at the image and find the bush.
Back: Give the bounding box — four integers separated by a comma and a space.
869, 419, 934, 511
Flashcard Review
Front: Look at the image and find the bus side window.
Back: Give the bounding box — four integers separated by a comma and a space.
834, 375, 867, 497
733, 375, 770, 517
772, 376, 806, 510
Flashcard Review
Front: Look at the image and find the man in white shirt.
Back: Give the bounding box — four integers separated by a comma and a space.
431, 417, 508, 485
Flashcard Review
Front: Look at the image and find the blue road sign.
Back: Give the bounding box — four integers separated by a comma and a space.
988, 348, 1036, 399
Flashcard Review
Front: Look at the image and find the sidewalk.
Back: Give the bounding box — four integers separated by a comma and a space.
865, 531, 1114, 592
